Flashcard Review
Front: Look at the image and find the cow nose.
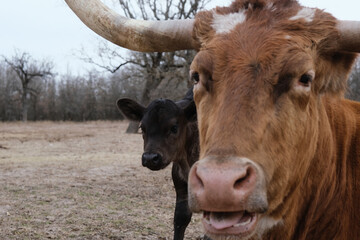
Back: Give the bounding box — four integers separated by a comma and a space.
142, 152, 162, 166
188, 158, 261, 212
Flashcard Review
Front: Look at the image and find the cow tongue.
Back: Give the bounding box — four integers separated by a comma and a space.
208, 211, 246, 230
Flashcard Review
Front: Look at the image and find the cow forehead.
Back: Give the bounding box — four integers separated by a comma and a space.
142, 100, 180, 126
211, 10, 247, 34
209, 0, 317, 35
191, 0, 341, 91
192, 35, 314, 89
193, 0, 333, 52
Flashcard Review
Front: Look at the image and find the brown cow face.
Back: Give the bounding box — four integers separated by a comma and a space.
117, 98, 196, 171
188, 34, 321, 239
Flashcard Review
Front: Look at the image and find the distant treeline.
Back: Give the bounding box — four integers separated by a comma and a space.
1, 54, 359, 122
0, 52, 189, 122
0, 66, 122, 121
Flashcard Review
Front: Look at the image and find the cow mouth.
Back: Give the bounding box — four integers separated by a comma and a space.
202, 211, 257, 236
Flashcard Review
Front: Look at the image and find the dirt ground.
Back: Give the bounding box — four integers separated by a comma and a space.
0, 121, 204, 240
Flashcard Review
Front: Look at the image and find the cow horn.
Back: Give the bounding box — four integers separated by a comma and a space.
337, 20, 360, 52
65, 0, 197, 52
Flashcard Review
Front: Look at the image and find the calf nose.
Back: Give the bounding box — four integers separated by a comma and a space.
142, 152, 162, 167
188, 158, 261, 212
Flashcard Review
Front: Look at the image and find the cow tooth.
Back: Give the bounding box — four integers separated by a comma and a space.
203, 212, 210, 221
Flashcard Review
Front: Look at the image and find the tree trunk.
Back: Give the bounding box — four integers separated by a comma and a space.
22, 106, 28, 122
126, 121, 140, 133
21, 90, 28, 122
33, 95, 38, 121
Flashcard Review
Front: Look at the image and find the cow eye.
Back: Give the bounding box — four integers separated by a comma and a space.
299, 73, 313, 87
170, 125, 178, 134
191, 72, 200, 84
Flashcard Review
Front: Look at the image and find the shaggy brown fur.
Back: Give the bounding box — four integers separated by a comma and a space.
188, 0, 360, 239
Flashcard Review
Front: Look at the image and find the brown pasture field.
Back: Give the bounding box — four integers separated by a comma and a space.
0, 121, 203, 240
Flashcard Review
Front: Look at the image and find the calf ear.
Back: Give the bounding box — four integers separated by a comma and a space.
117, 98, 145, 121
183, 101, 197, 122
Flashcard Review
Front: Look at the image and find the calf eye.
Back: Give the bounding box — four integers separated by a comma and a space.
299, 73, 313, 87
170, 125, 178, 134
191, 72, 200, 84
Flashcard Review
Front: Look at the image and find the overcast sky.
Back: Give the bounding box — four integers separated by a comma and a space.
1, 0, 359, 75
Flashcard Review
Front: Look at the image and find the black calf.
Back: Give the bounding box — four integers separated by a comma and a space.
117, 88, 199, 240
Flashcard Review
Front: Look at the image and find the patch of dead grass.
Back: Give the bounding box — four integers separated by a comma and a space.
0, 121, 203, 239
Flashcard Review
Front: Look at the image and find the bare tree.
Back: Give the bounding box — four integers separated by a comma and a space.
81, 0, 209, 133
0, 58, 125, 122
0, 62, 21, 120
3, 51, 54, 122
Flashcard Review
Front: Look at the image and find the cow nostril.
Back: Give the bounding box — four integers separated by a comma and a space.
152, 154, 161, 164
190, 165, 204, 190
234, 166, 255, 190
195, 168, 204, 189
142, 152, 161, 166
142, 153, 149, 166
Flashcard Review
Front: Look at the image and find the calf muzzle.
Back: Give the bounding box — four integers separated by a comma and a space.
142, 152, 163, 170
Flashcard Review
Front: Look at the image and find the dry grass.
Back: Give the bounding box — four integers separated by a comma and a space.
0, 121, 203, 240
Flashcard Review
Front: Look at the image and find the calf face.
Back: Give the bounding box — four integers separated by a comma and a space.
117, 98, 196, 171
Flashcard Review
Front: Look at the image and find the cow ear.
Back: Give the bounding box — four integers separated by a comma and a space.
117, 98, 145, 121
183, 101, 197, 122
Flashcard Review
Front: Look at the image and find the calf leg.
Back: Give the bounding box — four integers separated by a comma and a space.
172, 164, 192, 240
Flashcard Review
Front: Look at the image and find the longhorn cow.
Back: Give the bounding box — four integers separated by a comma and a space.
65, 0, 360, 239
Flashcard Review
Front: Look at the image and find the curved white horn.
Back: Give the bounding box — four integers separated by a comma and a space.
337, 20, 360, 52
65, 0, 197, 52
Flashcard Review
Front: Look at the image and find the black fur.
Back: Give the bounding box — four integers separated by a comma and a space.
117, 88, 201, 240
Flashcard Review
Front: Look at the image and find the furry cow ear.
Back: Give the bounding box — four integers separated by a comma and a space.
117, 98, 145, 121
183, 101, 197, 122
